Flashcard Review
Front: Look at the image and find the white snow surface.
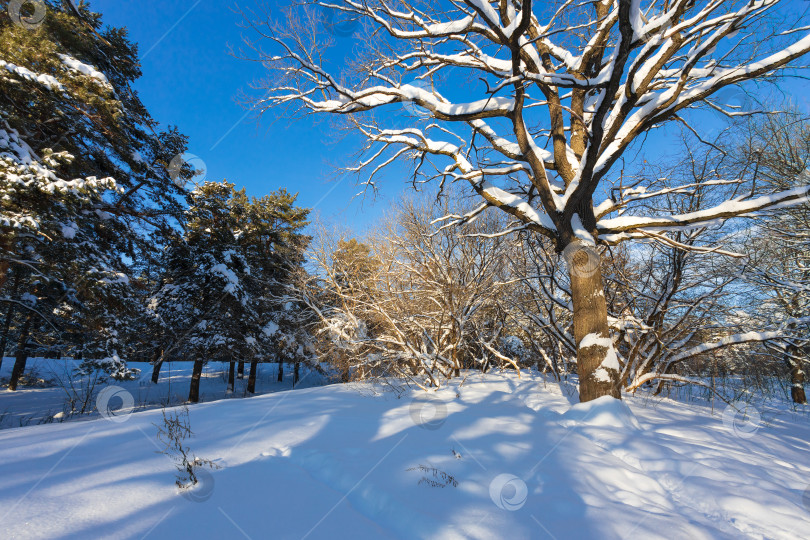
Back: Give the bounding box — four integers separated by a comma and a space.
0, 371, 809, 539
0, 59, 63, 91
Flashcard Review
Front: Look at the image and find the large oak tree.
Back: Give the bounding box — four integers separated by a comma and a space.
247, 0, 810, 401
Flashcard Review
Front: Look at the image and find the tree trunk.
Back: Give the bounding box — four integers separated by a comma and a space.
452, 346, 461, 378
151, 358, 163, 384
790, 367, 806, 404
8, 314, 32, 391
277, 358, 284, 382
237, 360, 245, 379
450, 326, 461, 378
247, 360, 258, 394
293, 361, 300, 387
786, 344, 807, 404
0, 274, 21, 373
653, 361, 676, 396
568, 244, 621, 402
0, 235, 11, 292
146, 347, 163, 384
0, 303, 14, 374
227, 361, 235, 394
188, 359, 204, 403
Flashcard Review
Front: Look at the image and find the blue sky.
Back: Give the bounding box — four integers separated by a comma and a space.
91, 0, 810, 235
93, 0, 401, 232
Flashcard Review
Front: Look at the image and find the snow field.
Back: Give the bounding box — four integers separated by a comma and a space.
0, 371, 808, 539
0, 358, 325, 429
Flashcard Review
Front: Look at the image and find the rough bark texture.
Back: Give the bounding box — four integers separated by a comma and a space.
8, 314, 32, 391
787, 344, 807, 404
568, 248, 621, 402
237, 361, 245, 379
228, 361, 236, 393
188, 359, 204, 403
247, 360, 258, 394
791, 372, 807, 404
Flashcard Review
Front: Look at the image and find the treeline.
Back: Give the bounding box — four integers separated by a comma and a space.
0, 1, 312, 401
298, 116, 809, 404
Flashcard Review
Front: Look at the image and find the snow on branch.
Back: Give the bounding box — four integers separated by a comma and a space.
248, 0, 810, 245
597, 185, 810, 239
667, 330, 785, 365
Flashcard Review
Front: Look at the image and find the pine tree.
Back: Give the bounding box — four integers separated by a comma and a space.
148, 182, 260, 402
234, 189, 311, 392
0, 124, 128, 388
0, 1, 194, 383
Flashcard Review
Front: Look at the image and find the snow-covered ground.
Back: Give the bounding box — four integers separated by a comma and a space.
0, 357, 326, 429
0, 370, 808, 539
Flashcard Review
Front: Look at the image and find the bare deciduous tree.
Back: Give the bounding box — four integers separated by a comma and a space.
735, 112, 810, 403
299, 196, 516, 387
247, 0, 810, 401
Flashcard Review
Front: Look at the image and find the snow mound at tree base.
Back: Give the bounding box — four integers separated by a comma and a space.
561, 395, 642, 430
0, 372, 808, 540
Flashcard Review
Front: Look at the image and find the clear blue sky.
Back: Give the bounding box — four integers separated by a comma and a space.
91, 0, 810, 234
93, 0, 403, 232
